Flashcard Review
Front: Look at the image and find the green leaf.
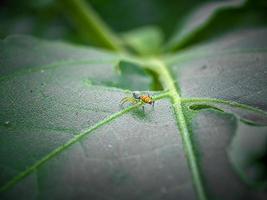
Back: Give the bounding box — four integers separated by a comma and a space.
1, 29, 267, 200
165, 29, 267, 199
187, 110, 267, 200
166, 0, 267, 51
0, 35, 195, 199
229, 122, 267, 188
121, 26, 164, 55
166, 29, 267, 110
89, 60, 154, 90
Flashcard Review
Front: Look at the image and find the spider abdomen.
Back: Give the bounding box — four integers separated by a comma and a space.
140, 95, 152, 104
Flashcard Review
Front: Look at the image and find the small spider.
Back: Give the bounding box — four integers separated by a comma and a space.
120, 91, 155, 111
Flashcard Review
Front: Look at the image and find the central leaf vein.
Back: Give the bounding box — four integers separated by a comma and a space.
145, 59, 208, 200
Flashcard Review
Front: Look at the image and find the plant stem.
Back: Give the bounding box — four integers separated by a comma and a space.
146, 59, 208, 200
59, 0, 124, 52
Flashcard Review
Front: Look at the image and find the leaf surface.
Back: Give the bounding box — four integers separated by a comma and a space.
1, 29, 267, 200
0, 36, 195, 200
166, 29, 267, 199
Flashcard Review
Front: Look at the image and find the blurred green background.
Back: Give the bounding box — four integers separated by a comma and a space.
0, 0, 267, 51
0, 0, 202, 43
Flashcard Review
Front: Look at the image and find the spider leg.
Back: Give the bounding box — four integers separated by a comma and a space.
120, 97, 130, 105
120, 97, 138, 106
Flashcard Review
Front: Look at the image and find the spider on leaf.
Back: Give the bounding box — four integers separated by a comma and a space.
120, 91, 155, 111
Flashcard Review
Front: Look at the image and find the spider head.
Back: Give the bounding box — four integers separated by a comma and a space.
133, 91, 141, 99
